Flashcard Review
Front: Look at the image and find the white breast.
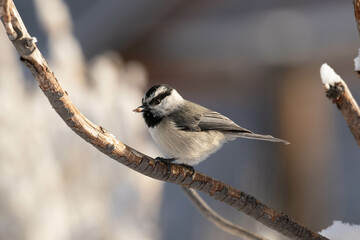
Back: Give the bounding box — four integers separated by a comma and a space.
149, 118, 226, 165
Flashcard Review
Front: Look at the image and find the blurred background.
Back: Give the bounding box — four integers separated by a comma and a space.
1, 0, 360, 239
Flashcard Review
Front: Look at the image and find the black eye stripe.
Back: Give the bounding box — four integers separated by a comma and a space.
149, 91, 171, 105
145, 84, 173, 99
145, 85, 161, 98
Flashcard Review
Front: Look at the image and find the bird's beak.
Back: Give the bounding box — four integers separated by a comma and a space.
133, 105, 145, 113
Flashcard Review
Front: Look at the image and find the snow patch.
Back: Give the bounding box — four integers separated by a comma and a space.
319, 221, 360, 240
354, 48, 360, 71
320, 63, 344, 90
32, 37, 38, 43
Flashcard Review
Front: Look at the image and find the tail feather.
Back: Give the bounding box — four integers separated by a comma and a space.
236, 132, 290, 145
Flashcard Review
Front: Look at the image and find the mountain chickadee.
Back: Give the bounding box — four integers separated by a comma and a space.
134, 84, 289, 165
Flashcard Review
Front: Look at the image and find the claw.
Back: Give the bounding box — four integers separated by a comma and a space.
155, 157, 176, 163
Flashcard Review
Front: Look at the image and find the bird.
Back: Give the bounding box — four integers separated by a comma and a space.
133, 84, 289, 166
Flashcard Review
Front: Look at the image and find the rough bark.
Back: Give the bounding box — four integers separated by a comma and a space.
0, 1, 328, 239
323, 75, 360, 147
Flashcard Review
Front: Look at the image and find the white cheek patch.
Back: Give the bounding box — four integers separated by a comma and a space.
160, 90, 184, 114
144, 87, 184, 116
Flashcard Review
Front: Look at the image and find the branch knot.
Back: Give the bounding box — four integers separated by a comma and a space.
12, 26, 36, 55
325, 82, 344, 101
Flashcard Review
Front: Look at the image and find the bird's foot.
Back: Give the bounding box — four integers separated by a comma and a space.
155, 157, 176, 173
155, 157, 176, 163
179, 163, 195, 173
155, 158, 194, 173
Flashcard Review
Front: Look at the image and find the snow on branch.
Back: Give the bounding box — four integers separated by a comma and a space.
320, 63, 344, 90
0, 1, 328, 239
354, 49, 360, 73
320, 63, 360, 147
353, 1, 360, 75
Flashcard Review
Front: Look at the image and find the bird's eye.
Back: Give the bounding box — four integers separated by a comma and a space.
154, 98, 161, 105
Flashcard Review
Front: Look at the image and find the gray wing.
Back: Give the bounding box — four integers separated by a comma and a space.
168, 101, 251, 133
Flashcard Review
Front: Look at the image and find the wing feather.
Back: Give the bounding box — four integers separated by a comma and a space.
168, 101, 251, 133
197, 111, 251, 133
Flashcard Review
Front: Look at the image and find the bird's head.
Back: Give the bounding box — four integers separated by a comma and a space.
133, 84, 184, 118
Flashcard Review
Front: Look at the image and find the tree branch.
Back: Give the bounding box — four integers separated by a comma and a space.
320, 63, 360, 147
0, 1, 328, 239
182, 187, 268, 240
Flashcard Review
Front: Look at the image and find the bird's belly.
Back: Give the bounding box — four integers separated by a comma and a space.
149, 121, 225, 165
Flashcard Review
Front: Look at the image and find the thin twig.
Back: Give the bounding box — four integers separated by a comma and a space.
353, 0, 360, 76
182, 187, 268, 240
320, 63, 360, 147
0, 1, 328, 239
354, 0, 360, 39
